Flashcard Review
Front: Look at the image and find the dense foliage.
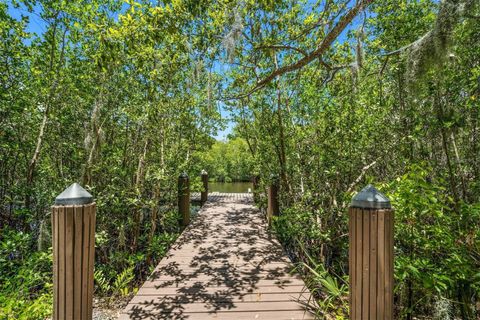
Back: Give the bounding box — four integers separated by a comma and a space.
1, 0, 479, 319
1, 0, 221, 318
222, 0, 480, 319
197, 137, 254, 182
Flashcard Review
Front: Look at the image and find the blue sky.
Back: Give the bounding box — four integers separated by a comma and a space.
215, 107, 233, 141
7, 2, 45, 33
212, 61, 234, 141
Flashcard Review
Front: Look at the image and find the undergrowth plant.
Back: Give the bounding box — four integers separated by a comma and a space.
299, 243, 349, 319
94, 265, 136, 306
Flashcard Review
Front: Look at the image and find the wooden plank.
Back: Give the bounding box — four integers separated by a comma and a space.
65, 206, 74, 320
390, 210, 395, 320
81, 204, 90, 319
142, 278, 305, 288
87, 203, 96, 320
377, 210, 385, 320
170, 241, 285, 250
73, 206, 83, 319
362, 211, 370, 320
146, 271, 301, 282
348, 208, 355, 320
355, 209, 362, 319
136, 285, 309, 295
130, 292, 310, 303
156, 260, 290, 268
122, 300, 310, 313
149, 268, 296, 277
157, 255, 291, 263
58, 206, 66, 320
369, 210, 378, 320
165, 250, 287, 258
52, 206, 58, 320
119, 310, 314, 320
385, 210, 394, 320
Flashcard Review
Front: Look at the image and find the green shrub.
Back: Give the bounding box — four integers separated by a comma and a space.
387, 164, 480, 318
0, 228, 53, 319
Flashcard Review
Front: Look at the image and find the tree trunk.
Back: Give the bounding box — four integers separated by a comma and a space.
274, 55, 290, 198
132, 138, 150, 252
26, 105, 49, 198
146, 184, 161, 265
434, 88, 460, 212
82, 75, 106, 186
450, 131, 467, 201
25, 16, 65, 208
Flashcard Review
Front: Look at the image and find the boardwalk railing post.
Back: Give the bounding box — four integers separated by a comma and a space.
349, 184, 394, 320
201, 169, 208, 205
178, 172, 190, 226
252, 175, 260, 203
267, 174, 280, 222
52, 183, 96, 320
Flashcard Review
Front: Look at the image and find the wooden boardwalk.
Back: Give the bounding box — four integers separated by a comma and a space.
120, 193, 314, 320
189, 192, 253, 203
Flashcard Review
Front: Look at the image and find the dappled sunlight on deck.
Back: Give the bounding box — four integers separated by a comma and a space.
119, 194, 314, 320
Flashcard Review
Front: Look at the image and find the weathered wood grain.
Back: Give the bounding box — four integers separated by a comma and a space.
120, 193, 314, 319
349, 207, 394, 320
52, 202, 96, 320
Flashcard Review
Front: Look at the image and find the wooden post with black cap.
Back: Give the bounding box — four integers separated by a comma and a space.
178, 172, 190, 226
200, 169, 208, 205
267, 174, 280, 222
349, 184, 394, 320
52, 183, 96, 320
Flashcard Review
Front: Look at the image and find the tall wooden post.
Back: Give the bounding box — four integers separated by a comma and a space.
201, 170, 208, 205
52, 183, 96, 320
252, 175, 260, 203
349, 185, 394, 320
267, 175, 279, 222
178, 172, 190, 226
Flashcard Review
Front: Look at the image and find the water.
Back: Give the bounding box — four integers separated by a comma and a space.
209, 182, 253, 193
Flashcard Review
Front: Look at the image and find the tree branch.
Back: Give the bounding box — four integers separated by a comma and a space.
250, 0, 373, 92
381, 32, 430, 56
321, 63, 352, 86
255, 45, 308, 57
346, 160, 377, 194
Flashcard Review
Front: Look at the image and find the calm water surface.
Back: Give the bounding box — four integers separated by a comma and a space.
209, 182, 253, 193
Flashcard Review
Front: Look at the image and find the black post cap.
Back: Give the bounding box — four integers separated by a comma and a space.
351, 184, 391, 209
55, 183, 93, 205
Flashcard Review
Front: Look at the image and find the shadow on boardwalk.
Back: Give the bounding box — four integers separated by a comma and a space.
120, 194, 314, 320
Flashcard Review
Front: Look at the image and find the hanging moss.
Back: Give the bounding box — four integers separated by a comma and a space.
406, 0, 476, 84
37, 219, 50, 252
222, 7, 244, 63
